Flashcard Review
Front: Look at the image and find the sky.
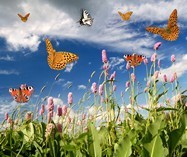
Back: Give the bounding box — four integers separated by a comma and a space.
0, 0, 187, 121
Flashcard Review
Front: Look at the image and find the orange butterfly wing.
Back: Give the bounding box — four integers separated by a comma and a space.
124, 54, 145, 67
9, 86, 34, 103
17, 14, 23, 19
118, 11, 133, 21
24, 13, 30, 18
146, 9, 179, 41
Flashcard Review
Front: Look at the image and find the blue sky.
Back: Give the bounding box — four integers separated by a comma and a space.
0, 0, 187, 120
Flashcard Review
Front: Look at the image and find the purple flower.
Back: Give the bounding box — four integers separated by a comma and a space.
151, 53, 157, 62
126, 63, 131, 70
110, 71, 116, 81
171, 54, 176, 63
126, 81, 130, 88
163, 74, 167, 82
39, 104, 45, 115
154, 42, 162, 50
143, 58, 148, 65
68, 92, 73, 105
98, 84, 104, 96
62, 105, 67, 116
102, 50, 108, 63
57, 105, 62, 116
91, 82, 97, 93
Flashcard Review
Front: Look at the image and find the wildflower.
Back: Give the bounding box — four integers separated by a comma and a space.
144, 87, 149, 92
68, 92, 73, 105
143, 58, 148, 65
100, 96, 104, 103
45, 123, 55, 138
151, 53, 157, 62
82, 113, 86, 121
146, 81, 150, 87
7, 117, 13, 125
47, 111, 53, 123
126, 81, 130, 88
131, 73, 136, 82
113, 85, 116, 91
154, 42, 162, 50
110, 71, 116, 81
98, 84, 104, 96
5, 112, 8, 120
39, 104, 45, 115
126, 62, 131, 70
62, 105, 67, 116
91, 82, 97, 93
47, 97, 54, 112
25, 112, 33, 121
154, 71, 159, 79
56, 123, 62, 133
57, 105, 62, 116
163, 74, 167, 82
102, 49, 108, 63
171, 54, 176, 63
170, 72, 177, 83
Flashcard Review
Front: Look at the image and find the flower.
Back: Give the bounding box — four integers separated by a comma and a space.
102, 50, 108, 63
154, 42, 162, 50
126, 63, 131, 70
5, 112, 8, 120
154, 71, 159, 79
143, 58, 148, 65
158, 59, 161, 68
47, 97, 54, 112
45, 123, 55, 138
98, 84, 104, 96
151, 53, 157, 62
126, 81, 130, 88
25, 112, 33, 121
68, 92, 73, 105
171, 54, 176, 63
47, 111, 53, 123
131, 73, 136, 82
57, 105, 62, 116
91, 82, 97, 93
163, 74, 167, 82
110, 71, 116, 81
62, 105, 67, 116
113, 85, 116, 91
39, 104, 45, 115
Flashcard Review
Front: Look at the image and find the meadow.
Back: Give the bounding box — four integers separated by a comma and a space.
1, 46, 187, 157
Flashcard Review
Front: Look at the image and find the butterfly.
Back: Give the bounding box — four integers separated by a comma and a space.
17, 13, 30, 22
124, 53, 146, 67
146, 9, 179, 41
9, 84, 34, 103
78, 9, 94, 26
46, 38, 79, 70
118, 11, 133, 21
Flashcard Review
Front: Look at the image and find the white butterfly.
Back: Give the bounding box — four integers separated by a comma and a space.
79, 9, 93, 26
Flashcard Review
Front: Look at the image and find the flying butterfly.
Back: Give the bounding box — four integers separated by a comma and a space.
124, 53, 146, 67
146, 9, 179, 41
118, 11, 133, 21
9, 84, 34, 103
46, 38, 78, 70
17, 13, 30, 22
78, 9, 94, 26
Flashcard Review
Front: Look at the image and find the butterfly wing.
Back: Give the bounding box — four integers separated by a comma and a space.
17, 13, 23, 19
20, 86, 34, 103
168, 9, 178, 28
124, 54, 145, 67
118, 11, 133, 21
46, 38, 56, 54
9, 88, 22, 103
81, 9, 93, 26
24, 13, 30, 18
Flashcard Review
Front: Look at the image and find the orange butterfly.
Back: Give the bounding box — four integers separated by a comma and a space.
118, 11, 133, 21
146, 9, 179, 41
9, 84, 34, 103
124, 53, 146, 67
17, 13, 30, 22
46, 38, 79, 70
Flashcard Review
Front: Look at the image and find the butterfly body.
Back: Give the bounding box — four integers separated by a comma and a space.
46, 39, 78, 70
17, 13, 30, 22
9, 85, 34, 103
118, 11, 133, 21
146, 9, 179, 41
124, 54, 145, 67
79, 9, 93, 26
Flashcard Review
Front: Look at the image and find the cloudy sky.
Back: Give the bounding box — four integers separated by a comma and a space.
0, 0, 187, 120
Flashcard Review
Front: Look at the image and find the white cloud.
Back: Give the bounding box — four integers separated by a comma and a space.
53, 97, 64, 106
0, 55, 15, 61
65, 62, 76, 72
109, 57, 125, 70
63, 81, 72, 88
0, 70, 19, 75
78, 85, 87, 90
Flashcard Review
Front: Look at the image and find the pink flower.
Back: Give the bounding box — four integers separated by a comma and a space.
47, 97, 54, 111
91, 82, 97, 93
5, 112, 8, 120
126, 81, 130, 88
39, 104, 45, 115
110, 71, 116, 81
82, 113, 86, 120
56, 123, 62, 133
154, 42, 162, 50
57, 105, 62, 116
158, 59, 161, 68
170, 73, 177, 83
131, 73, 136, 82
102, 50, 108, 63
62, 105, 67, 116
171, 54, 176, 63
151, 53, 157, 62
47, 111, 53, 123
20, 84, 27, 89
113, 85, 116, 91
154, 71, 159, 79
146, 81, 150, 87
163, 74, 167, 82
100, 96, 104, 103
143, 58, 148, 65
126, 63, 131, 70
68, 92, 73, 105
144, 87, 149, 92
98, 84, 104, 96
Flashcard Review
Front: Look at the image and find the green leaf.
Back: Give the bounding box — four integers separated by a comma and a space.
114, 135, 132, 157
